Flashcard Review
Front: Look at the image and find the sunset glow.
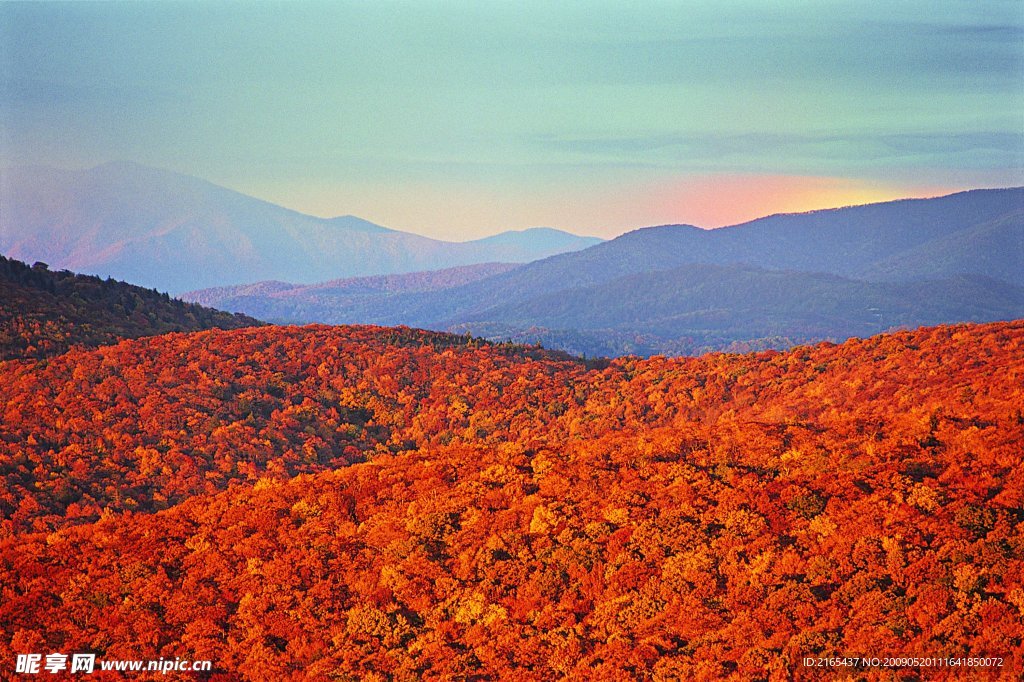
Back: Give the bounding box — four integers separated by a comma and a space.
2, 1, 1022, 238
243, 174, 969, 241
649, 176, 960, 229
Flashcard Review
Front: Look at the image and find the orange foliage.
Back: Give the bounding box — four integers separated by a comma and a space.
1, 321, 1022, 679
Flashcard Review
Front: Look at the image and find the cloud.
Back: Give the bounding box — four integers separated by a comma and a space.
527, 131, 1024, 173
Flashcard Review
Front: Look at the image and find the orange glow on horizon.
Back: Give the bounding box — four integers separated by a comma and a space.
652, 175, 959, 229
239, 173, 968, 241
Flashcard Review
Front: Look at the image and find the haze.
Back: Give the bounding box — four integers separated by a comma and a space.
2, 0, 1022, 240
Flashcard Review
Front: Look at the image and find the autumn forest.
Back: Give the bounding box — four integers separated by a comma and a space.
1, 268, 1022, 678
4, 1, 1024, 677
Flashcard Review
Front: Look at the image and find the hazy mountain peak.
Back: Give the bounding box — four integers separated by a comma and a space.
84, 160, 207, 186
325, 215, 394, 233
468, 226, 602, 249
0, 163, 602, 292
91, 159, 151, 173
146, 188, 1024, 358
613, 223, 707, 239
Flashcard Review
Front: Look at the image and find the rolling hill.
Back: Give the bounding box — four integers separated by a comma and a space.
184, 262, 520, 323
382, 187, 1024, 314
0, 254, 261, 361
0, 162, 600, 293
186, 189, 1024, 356
0, 319, 1020, 677
420, 187, 1024, 314
448, 265, 1024, 356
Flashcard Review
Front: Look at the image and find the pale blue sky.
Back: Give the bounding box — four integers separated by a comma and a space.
2, 1, 1022, 238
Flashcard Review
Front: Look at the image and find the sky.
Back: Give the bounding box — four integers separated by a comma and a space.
1, 1, 1023, 240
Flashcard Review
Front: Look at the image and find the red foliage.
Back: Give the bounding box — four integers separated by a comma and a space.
1, 321, 1022, 679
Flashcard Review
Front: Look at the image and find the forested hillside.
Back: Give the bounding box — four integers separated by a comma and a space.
0, 255, 261, 361
1, 320, 1021, 678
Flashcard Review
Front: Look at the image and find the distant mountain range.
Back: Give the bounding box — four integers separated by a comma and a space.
186, 188, 1024, 356
184, 262, 518, 324
0, 162, 601, 293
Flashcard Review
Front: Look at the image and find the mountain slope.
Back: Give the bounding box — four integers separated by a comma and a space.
182, 261, 520, 317
863, 210, 1024, 284
187, 262, 1024, 358
0, 254, 262, 361
0, 323, 581, 533
447, 264, 1024, 354
0, 162, 600, 292
1, 320, 1021, 677
427, 187, 1024, 317
710, 187, 1024, 281
183, 262, 520, 323
185, 188, 1024, 356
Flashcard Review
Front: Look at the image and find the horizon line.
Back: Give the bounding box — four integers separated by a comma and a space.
4, 159, 1021, 242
